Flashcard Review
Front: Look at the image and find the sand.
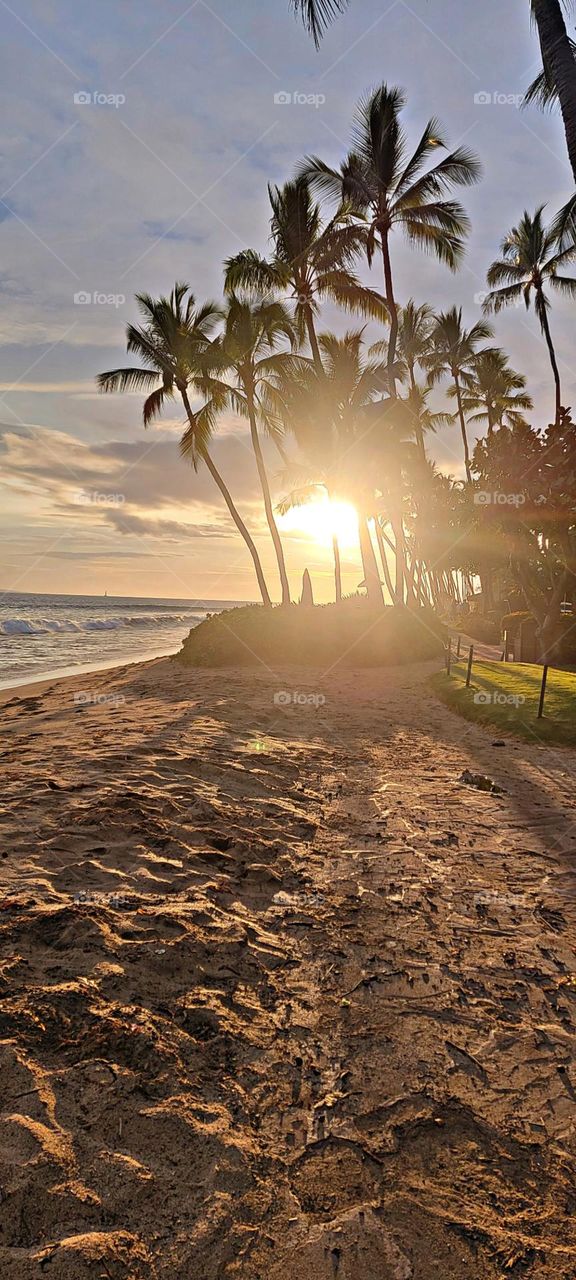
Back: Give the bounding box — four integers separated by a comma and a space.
0, 653, 575, 1279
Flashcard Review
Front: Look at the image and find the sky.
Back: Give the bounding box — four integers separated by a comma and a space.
0, 0, 575, 603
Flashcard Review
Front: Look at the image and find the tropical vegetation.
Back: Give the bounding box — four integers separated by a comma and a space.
98, 76, 576, 666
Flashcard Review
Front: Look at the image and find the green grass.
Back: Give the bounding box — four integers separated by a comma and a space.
432, 659, 576, 747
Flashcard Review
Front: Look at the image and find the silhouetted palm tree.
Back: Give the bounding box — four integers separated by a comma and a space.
426, 307, 494, 482
460, 350, 533, 433
97, 284, 272, 606
272, 329, 392, 602
531, 0, 576, 181
483, 205, 576, 424
199, 294, 299, 605
224, 177, 387, 376
299, 85, 480, 396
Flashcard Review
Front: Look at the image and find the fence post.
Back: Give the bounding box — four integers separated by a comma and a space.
502, 629, 508, 662
456, 635, 461, 658
446, 636, 452, 676
465, 644, 474, 688
537, 664, 549, 720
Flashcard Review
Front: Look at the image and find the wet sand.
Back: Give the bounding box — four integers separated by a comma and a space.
1, 654, 575, 1278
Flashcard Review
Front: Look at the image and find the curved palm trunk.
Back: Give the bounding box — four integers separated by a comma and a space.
533, 0, 576, 182
453, 373, 472, 483
373, 518, 396, 604
381, 230, 398, 397
180, 388, 272, 607
538, 292, 562, 423
358, 514, 383, 604
246, 388, 291, 606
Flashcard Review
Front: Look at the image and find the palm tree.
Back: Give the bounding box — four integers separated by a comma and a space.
224, 177, 387, 377
292, 0, 576, 182
530, 0, 576, 182
370, 300, 436, 457
459, 350, 533, 433
483, 206, 576, 424
299, 85, 480, 397
200, 294, 300, 606
426, 307, 494, 482
395, 382, 454, 461
97, 284, 272, 606
270, 329, 392, 602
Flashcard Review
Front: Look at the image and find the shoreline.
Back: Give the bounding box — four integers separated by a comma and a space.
0, 646, 179, 701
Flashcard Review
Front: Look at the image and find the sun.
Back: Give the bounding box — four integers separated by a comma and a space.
278, 497, 359, 548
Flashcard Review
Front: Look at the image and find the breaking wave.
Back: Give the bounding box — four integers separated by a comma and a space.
0, 613, 203, 637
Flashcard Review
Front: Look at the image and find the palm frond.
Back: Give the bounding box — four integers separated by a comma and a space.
291, 0, 348, 46
97, 367, 163, 395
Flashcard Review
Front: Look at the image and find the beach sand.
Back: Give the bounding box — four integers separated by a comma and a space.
1, 653, 575, 1278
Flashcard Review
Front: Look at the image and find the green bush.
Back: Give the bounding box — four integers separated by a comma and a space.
178, 601, 445, 668
464, 616, 500, 645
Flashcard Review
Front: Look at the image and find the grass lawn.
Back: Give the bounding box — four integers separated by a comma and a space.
432, 659, 576, 747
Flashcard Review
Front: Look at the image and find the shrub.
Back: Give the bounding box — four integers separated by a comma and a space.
464, 616, 500, 645
178, 601, 445, 668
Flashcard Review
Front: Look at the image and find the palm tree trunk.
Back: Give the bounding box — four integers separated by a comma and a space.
373, 517, 396, 604
391, 513, 406, 604
538, 291, 562, 423
180, 389, 272, 607
410, 367, 427, 460
533, 0, 576, 182
454, 374, 472, 483
358, 515, 383, 604
381, 230, 398, 397
305, 308, 325, 377
246, 388, 291, 605
332, 534, 342, 602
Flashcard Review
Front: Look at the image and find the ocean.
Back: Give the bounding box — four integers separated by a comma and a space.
0, 591, 245, 689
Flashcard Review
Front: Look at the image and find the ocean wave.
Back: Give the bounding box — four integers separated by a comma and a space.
0, 613, 203, 637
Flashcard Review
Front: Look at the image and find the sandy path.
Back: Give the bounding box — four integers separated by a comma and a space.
0, 655, 575, 1279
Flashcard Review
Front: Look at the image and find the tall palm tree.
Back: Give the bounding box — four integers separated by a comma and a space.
459, 350, 533, 433
426, 307, 494, 482
270, 329, 392, 603
200, 294, 299, 606
299, 85, 480, 397
370, 300, 436, 457
483, 205, 576, 424
96, 284, 272, 606
224, 177, 387, 377
530, 0, 576, 182
293, 0, 576, 182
